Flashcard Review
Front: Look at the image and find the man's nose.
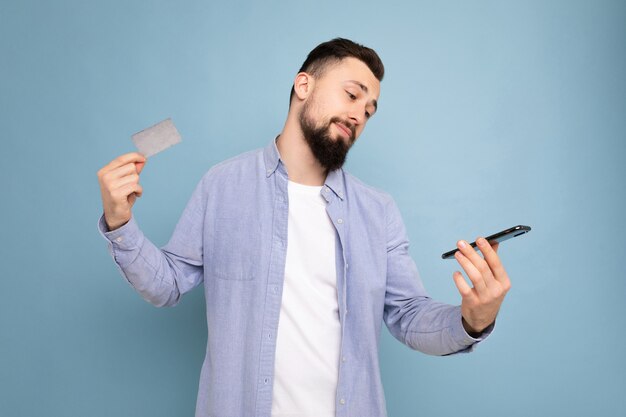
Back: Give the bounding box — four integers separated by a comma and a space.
348, 107, 364, 126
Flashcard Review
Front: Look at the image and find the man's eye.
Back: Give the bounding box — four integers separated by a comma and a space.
346, 91, 357, 100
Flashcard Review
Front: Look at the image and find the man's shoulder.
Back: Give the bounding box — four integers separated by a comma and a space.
343, 170, 395, 206
200, 146, 265, 181
211, 147, 264, 172
342, 170, 407, 230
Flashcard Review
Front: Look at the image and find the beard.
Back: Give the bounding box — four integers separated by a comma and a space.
298, 100, 356, 172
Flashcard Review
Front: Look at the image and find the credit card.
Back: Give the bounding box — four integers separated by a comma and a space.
131, 118, 182, 158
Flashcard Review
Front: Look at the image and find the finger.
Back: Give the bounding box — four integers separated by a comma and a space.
459, 239, 497, 289
102, 153, 146, 174
103, 162, 141, 182
116, 182, 142, 201
131, 184, 143, 200
135, 160, 146, 175
476, 237, 508, 285
454, 247, 487, 293
112, 173, 140, 190
452, 271, 474, 299
129, 184, 144, 200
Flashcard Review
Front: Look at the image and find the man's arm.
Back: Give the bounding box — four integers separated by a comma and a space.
382, 197, 499, 355
96, 153, 205, 307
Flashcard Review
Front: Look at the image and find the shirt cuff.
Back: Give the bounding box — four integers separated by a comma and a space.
97, 214, 144, 266
449, 306, 495, 349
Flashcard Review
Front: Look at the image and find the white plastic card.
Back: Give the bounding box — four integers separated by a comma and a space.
131, 118, 181, 158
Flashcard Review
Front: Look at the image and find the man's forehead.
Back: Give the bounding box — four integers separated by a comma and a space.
325, 57, 380, 95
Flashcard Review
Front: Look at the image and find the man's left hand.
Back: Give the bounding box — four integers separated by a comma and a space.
452, 237, 511, 336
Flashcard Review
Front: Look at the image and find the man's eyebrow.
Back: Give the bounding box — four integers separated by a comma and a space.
345, 80, 378, 112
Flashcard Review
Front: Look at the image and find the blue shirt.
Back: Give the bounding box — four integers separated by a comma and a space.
98, 138, 491, 417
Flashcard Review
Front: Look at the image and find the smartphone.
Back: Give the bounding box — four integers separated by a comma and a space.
441, 225, 531, 259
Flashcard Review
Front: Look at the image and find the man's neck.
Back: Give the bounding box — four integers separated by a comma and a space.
276, 117, 328, 186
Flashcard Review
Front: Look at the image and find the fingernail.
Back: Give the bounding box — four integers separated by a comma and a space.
458, 240, 466, 249
477, 238, 486, 246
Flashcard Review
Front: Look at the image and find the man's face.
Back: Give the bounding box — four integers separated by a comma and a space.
298, 57, 380, 171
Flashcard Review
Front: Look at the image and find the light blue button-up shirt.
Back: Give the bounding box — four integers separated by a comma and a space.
98, 138, 491, 417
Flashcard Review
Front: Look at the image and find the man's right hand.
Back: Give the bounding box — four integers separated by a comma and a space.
97, 152, 147, 231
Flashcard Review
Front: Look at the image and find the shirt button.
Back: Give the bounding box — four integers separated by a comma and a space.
264, 378, 270, 384
340, 398, 345, 405
337, 218, 343, 224
342, 356, 346, 362
115, 237, 123, 243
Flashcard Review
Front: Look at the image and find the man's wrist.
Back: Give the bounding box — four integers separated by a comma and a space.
462, 317, 486, 338
105, 216, 129, 232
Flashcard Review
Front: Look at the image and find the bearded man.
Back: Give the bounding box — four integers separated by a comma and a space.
97, 38, 510, 417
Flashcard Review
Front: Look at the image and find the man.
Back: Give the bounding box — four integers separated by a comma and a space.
97, 38, 510, 417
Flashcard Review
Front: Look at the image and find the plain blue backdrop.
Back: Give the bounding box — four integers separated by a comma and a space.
1, 0, 625, 416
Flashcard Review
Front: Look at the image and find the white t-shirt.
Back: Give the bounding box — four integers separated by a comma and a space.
271, 180, 341, 417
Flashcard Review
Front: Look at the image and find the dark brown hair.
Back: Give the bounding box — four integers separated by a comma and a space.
289, 38, 384, 105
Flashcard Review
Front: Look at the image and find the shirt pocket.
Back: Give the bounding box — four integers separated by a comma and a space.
208, 215, 261, 281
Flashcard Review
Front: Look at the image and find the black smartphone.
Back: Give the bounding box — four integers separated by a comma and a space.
441, 225, 531, 259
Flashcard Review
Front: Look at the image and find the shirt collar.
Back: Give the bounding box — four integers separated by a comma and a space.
324, 167, 345, 201
263, 137, 346, 201
263, 136, 281, 177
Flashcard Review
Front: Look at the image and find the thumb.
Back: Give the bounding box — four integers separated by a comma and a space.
135, 160, 146, 175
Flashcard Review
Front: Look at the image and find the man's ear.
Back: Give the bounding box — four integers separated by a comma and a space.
293, 72, 314, 101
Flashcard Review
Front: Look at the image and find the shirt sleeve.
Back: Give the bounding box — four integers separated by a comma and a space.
382, 196, 494, 355
96, 175, 207, 307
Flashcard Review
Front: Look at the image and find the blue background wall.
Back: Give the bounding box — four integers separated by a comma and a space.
1, 0, 625, 416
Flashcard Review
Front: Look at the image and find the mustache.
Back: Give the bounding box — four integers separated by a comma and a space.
329, 117, 355, 138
